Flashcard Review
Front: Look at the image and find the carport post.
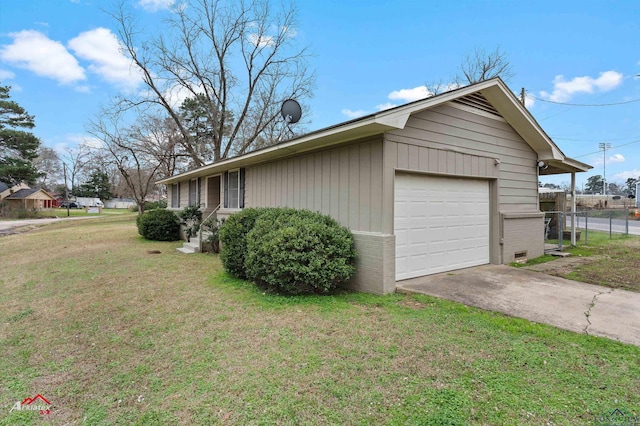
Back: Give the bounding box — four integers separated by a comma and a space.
570, 172, 576, 246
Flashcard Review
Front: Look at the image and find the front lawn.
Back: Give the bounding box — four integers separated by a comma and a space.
0, 216, 638, 424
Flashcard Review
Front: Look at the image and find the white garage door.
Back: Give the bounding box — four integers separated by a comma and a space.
395, 173, 490, 281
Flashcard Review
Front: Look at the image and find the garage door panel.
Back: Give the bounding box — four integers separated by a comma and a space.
395, 174, 490, 281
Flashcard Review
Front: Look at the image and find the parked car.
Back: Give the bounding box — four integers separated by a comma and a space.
59, 201, 80, 209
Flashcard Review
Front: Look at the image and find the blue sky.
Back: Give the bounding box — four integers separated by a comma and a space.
1, 0, 639, 190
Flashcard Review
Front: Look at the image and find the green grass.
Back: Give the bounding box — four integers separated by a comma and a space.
0, 217, 638, 424
42, 208, 130, 218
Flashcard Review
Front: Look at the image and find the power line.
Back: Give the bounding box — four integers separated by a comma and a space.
529, 95, 640, 107
572, 138, 640, 159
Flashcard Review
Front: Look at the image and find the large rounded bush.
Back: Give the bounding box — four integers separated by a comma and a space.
219, 208, 267, 278
245, 208, 357, 295
137, 209, 180, 241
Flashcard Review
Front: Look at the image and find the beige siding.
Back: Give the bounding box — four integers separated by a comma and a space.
245, 137, 384, 233
179, 180, 189, 208
385, 102, 539, 213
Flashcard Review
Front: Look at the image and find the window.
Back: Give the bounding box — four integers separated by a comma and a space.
227, 170, 239, 208
224, 168, 245, 209
171, 183, 179, 208
189, 179, 200, 206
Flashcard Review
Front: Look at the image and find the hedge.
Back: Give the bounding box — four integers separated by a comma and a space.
137, 209, 180, 241
243, 208, 357, 294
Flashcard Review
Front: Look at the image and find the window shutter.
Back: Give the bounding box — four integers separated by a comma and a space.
197, 177, 201, 206
223, 171, 229, 208
239, 168, 245, 208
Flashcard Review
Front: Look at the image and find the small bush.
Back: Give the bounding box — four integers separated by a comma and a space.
137, 209, 180, 241
179, 205, 202, 241
219, 208, 268, 278
244, 208, 357, 295
201, 217, 225, 253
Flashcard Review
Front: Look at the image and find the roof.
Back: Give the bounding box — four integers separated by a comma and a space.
158, 77, 591, 185
0, 182, 8, 193
5, 188, 56, 200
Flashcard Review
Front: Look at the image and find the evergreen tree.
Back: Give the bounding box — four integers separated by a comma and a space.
0, 84, 41, 185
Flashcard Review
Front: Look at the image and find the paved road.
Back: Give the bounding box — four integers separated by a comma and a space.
0, 216, 94, 236
564, 216, 640, 236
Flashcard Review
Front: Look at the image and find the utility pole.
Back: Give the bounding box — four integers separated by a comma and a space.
63, 162, 70, 217
520, 88, 526, 106
599, 142, 612, 196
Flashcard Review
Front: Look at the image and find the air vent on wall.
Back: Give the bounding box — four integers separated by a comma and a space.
451, 93, 501, 117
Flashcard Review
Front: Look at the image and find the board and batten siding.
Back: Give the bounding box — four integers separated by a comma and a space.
178, 180, 189, 208
244, 137, 384, 233
385, 102, 539, 212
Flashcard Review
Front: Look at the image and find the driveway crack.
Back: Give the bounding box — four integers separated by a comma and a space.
584, 289, 614, 335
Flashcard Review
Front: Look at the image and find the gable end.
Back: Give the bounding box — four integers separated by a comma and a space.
451, 93, 501, 118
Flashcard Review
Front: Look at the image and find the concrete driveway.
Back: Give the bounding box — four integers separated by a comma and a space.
396, 264, 640, 347
0, 216, 94, 236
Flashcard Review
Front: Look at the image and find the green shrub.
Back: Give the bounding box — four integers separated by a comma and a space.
219, 208, 268, 278
179, 205, 202, 241
201, 217, 225, 253
244, 208, 357, 295
137, 209, 180, 241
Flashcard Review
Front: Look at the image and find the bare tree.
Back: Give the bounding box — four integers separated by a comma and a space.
88, 110, 171, 214
61, 144, 91, 191
33, 147, 62, 191
426, 47, 513, 96
110, 0, 314, 168
456, 46, 513, 85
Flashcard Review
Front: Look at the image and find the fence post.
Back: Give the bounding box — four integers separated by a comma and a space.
609, 210, 613, 239
626, 208, 629, 235
558, 212, 563, 251
585, 211, 588, 245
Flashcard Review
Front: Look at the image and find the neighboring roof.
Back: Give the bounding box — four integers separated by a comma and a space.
5, 188, 56, 200
158, 77, 591, 185
0, 182, 8, 193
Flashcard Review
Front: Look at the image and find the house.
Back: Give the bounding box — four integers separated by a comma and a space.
158, 78, 591, 294
0, 182, 30, 201
3, 187, 57, 210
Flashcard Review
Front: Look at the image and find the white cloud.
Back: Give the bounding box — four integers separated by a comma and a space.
0, 30, 86, 85
539, 70, 624, 102
68, 27, 143, 92
376, 102, 397, 111
609, 153, 625, 163
524, 93, 535, 108
247, 33, 275, 48
341, 109, 368, 119
0, 69, 16, 80
614, 169, 640, 181
388, 86, 431, 102
138, 0, 175, 12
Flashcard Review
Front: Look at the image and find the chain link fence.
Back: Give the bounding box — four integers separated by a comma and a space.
544, 208, 640, 250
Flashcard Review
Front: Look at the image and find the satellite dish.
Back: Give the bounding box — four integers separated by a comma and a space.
281, 99, 302, 124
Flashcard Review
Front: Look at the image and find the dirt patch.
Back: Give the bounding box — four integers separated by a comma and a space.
523, 256, 601, 276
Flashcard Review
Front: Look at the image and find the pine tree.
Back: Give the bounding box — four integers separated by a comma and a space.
0, 84, 41, 185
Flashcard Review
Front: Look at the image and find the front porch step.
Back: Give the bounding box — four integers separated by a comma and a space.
177, 239, 201, 254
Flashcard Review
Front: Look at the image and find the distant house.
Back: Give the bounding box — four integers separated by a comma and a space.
104, 198, 136, 209
158, 78, 591, 294
4, 188, 56, 210
0, 182, 30, 201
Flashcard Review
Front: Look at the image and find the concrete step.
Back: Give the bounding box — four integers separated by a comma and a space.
176, 239, 201, 254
